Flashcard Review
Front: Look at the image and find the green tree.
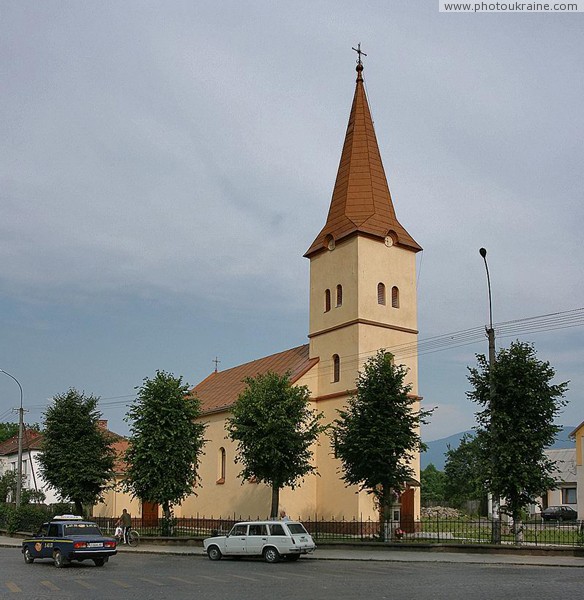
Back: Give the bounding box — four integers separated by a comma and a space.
0, 423, 19, 444
0, 470, 17, 503
332, 351, 432, 536
226, 371, 324, 518
443, 433, 486, 508
420, 464, 446, 506
38, 389, 115, 515
468, 341, 569, 541
124, 371, 206, 528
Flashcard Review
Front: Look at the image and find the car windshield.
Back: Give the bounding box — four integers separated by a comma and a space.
64, 524, 102, 536
229, 524, 247, 536
287, 523, 308, 535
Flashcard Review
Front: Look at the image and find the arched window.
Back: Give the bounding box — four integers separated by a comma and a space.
333, 354, 340, 383
377, 283, 386, 305
392, 286, 400, 308
324, 289, 331, 312
336, 285, 343, 307
217, 447, 226, 484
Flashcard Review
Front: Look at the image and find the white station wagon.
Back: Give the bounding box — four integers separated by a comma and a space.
203, 520, 316, 563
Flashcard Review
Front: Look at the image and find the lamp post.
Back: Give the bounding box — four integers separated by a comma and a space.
0, 369, 24, 507
479, 248, 500, 543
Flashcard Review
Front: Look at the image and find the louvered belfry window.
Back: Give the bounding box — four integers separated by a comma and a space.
377, 283, 386, 305
336, 285, 343, 307
325, 289, 331, 312
392, 286, 400, 308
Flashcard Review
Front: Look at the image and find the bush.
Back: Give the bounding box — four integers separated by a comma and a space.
0, 502, 76, 534
1, 504, 49, 533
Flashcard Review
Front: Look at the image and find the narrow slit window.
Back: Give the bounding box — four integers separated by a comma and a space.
336, 285, 343, 307
324, 289, 331, 312
377, 283, 386, 305
391, 286, 400, 308
217, 447, 226, 484
333, 354, 340, 382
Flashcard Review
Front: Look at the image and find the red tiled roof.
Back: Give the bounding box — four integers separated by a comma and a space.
191, 344, 319, 414
0, 429, 43, 455
305, 63, 421, 257
0, 427, 125, 457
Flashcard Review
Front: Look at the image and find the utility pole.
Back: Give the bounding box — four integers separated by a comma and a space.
479, 248, 500, 544
0, 369, 24, 507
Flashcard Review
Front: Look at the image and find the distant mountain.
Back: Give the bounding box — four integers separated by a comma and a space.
421, 425, 576, 471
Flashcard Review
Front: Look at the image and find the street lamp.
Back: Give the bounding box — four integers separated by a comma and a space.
0, 369, 24, 507
479, 248, 496, 370
479, 248, 500, 543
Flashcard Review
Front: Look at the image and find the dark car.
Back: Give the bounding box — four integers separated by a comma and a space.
22, 515, 117, 567
541, 505, 578, 522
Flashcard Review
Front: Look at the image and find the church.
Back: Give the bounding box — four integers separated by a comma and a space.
178, 56, 423, 522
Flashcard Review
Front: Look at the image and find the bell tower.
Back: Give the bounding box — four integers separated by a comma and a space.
304, 57, 422, 401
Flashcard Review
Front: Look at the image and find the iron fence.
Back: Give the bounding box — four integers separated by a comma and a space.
92, 514, 584, 547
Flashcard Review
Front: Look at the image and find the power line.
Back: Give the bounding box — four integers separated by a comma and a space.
3, 308, 582, 416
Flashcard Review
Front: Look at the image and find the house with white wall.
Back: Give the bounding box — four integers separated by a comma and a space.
0, 428, 60, 504
541, 448, 577, 513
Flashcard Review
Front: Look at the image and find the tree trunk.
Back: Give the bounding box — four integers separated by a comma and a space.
74, 499, 84, 517
380, 486, 393, 541
512, 511, 524, 544
270, 484, 280, 519
161, 500, 173, 536
163, 500, 171, 521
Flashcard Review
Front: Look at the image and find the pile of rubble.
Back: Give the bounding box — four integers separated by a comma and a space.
421, 506, 461, 519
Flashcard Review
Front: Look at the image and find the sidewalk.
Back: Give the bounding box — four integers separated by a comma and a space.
3, 535, 584, 567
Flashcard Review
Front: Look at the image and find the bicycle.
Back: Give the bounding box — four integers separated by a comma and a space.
115, 527, 140, 547
127, 528, 140, 547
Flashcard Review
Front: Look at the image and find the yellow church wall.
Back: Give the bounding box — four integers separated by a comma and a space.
312, 390, 378, 520
309, 237, 359, 338
359, 323, 418, 394
177, 411, 271, 519
356, 237, 418, 332
92, 480, 141, 519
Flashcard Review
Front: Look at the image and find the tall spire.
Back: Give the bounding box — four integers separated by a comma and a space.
305, 55, 421, 258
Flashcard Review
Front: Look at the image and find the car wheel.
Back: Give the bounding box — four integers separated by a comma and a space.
263, 547, 280, 563
53, 550, 68, 568
93, 558, 106, 567
285, 554, 300, 562
23, 547, 34, 564
207, 545, 222, 561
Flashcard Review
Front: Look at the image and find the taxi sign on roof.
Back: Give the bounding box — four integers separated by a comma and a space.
53, 515, 83, 520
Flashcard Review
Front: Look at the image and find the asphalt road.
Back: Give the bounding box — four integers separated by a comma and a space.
0, 547, 582, 599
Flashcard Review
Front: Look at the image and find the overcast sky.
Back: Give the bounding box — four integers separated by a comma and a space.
1, 1, 582, 442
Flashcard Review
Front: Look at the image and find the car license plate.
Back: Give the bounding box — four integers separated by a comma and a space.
88, 542, 103, 548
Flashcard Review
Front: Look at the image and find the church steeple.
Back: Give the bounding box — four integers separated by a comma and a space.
305, 57, 421, 258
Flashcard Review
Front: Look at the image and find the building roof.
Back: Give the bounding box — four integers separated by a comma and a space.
0, 429, 44, 456
545, 448, 576, 482
305, 62, 421, 258
0, 423, 125, 457
191, 344, 319, 414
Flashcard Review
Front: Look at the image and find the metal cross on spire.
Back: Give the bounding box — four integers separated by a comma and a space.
352, 43, 367, 66
212, 357, 221, 373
